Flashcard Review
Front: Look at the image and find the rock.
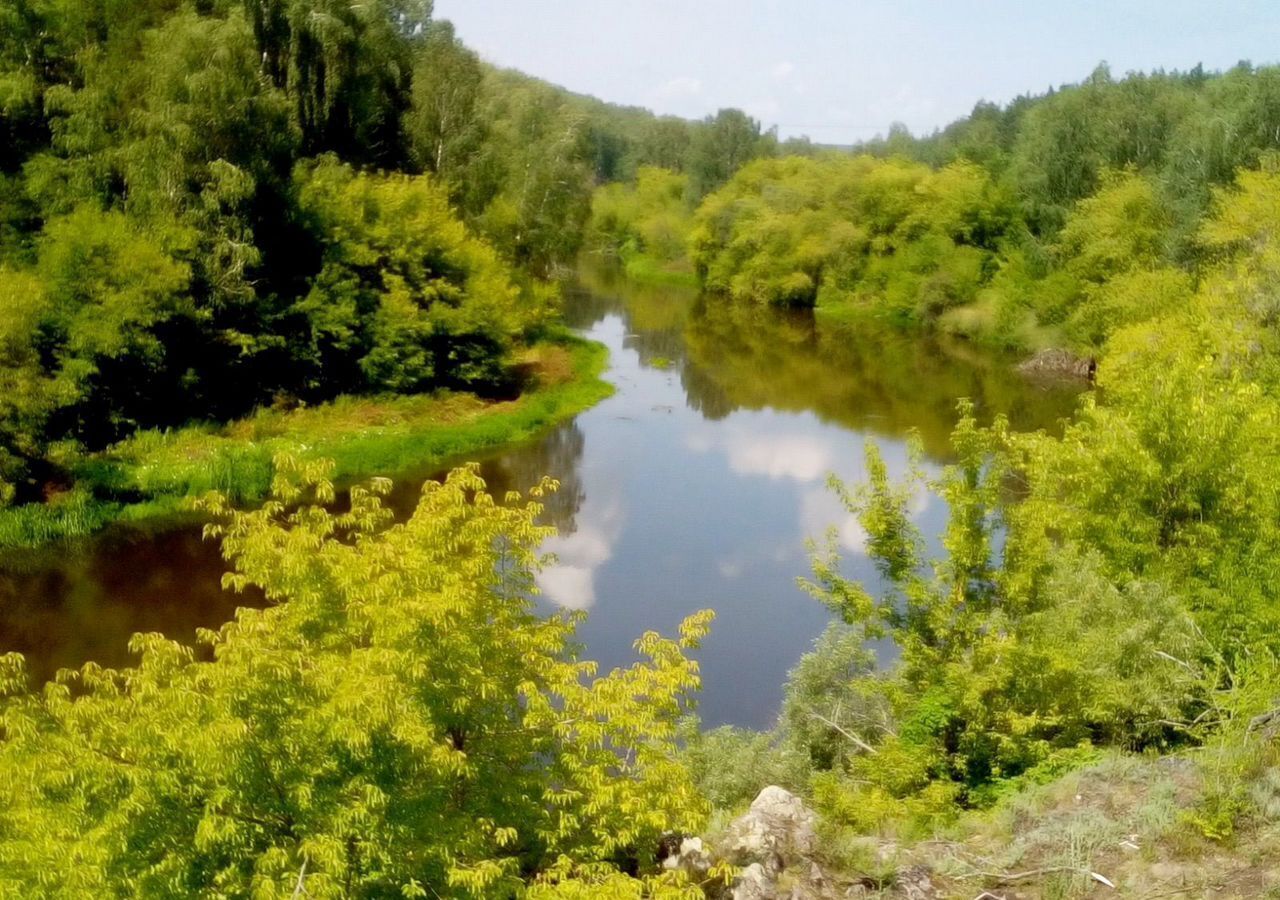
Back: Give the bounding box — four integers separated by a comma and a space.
783, 860, 846, 900
660, 835, 712, 882
895, 864, 940, 899
722, 786, 819, 875
1016, 348, 1096, 382
733, 863, 775, 900
712, 787, 832, 899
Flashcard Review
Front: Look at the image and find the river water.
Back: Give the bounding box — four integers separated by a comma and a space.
0, 270, 1079, 728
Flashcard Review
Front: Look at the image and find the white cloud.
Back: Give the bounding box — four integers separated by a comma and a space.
800, 487, 868, 555
656, 76, 703, 98
726, 431, 834, 483
536, 565, 597, 611
771, 61, 795, 79
687, 418, 848, 484
717, 558, 744, 579
536, 496, 624, 611
908, 486, 930, 519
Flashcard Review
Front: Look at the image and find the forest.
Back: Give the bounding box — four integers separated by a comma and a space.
592, 62, 1280, 353
6, 0, 1280, 896
0, 0, 777, 547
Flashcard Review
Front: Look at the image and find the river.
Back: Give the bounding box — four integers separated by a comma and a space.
0, 268, 1079, 728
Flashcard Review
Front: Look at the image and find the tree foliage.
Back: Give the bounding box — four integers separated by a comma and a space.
0, 0, 725, 509
689, 156, 1011, 315
775, 163, 1280, 834
0, 460, 714, 896
292, 157, 544, 396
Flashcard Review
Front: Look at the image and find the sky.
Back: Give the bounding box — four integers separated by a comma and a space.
431, 0, 1280, 145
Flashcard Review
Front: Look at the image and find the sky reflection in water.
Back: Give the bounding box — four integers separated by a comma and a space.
473, 276, 1077, 727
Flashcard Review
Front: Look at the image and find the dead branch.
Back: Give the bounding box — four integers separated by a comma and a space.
956, 865, 1113, 887
1247, 706, 1280, 735
808, 711, 877, 754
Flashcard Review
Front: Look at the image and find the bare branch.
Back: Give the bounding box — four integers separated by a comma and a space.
957, 865, 1113, 887
291, 859, 308, 899
808, 711, 877, 755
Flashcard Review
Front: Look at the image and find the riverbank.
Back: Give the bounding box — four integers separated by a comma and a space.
0, 333, 612, 552
0, 274, 1081, 712
671, 751, 1280, 899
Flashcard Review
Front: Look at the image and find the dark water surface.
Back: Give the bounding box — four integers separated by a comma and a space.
0, 271, 1079, 727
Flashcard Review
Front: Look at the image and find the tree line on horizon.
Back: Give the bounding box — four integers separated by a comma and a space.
593, 59, 1280, 352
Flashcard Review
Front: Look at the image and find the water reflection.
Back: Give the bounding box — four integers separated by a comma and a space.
514, 266, 1078, 726
690, 424, 843, 483
385, 422, 588, 535
680, 296, 1078, 456
0, 527, 252, 684
536, 491, 624, 610
0, 266, 1080, 727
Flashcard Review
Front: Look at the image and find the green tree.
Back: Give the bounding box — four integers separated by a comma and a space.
637, 117, 694, 172
293, 157, 543, 395
0, 460, 714, 896
241, 0, 429, 165
4, 207, 192, 454
688, 108, 772, 198
406, 20, 484, 181
472, 80, 594, 273
588, 166, 693, 268
799, 409, 1203, 825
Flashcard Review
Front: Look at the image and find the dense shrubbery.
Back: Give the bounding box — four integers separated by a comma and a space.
689, 156, 1012, 314
0, 461, 714, 897
683, 164, 1280, 845
587, 167, 698, 285
682, 146, 1270, 350
293, 158, 548, 396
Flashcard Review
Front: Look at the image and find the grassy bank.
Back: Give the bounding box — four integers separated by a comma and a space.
0, 334, 612, 551
799, 749, 1280, 898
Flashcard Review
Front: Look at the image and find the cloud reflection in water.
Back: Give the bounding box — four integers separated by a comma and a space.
535, 494, 624, 610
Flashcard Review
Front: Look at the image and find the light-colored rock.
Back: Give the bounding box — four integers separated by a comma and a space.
661, 835, 712, 882
706, 787, 873, 900
783, 860, 845, 899
722, 786, 819, 875
1017, 347, 1096, 382
733, 863, 776, 900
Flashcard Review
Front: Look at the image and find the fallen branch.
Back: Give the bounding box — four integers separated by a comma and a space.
291, 859, 308, 899
1153, 649, 1201, 678
957, 866, 1114, 888
808, 712, 877, 755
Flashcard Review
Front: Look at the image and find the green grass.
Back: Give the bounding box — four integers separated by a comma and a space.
0, 489, 122, 551
0, 334, 612, 551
